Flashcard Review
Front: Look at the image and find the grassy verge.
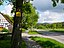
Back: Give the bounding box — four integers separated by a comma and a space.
28, 30, 38, 35
30, 36, 64, 48
49, 29, 64, 33
0, 36, 27, 48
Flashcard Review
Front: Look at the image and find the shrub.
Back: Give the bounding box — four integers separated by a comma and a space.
1, 28, 9, 32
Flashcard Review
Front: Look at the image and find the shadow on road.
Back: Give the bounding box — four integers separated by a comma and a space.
22, 36, 42, 48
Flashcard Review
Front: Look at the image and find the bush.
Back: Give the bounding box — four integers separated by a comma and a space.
36, 25, 46, 29
1, 28, 9, 32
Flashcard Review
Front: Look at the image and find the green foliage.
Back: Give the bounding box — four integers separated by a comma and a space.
41, 22, 63, 29
52, 23, 56, 29
31, 37, 64, 48
51, 0, 64, 7
0, 2, 38, 29
22, 28, 26, 32
0, 0, 4, 5
0, 2, 3, 5
61, 0, 64, 3
9, 17, 14, 23
1, 28, 9, 32
28, 30, 38, 34
35, 24, 46, 29
52, 0, 57, 7
22, 2, 38, 29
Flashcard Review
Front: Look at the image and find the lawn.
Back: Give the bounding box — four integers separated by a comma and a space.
30, 36, 64, 48
28, 30, 39, 34
49, 29, 64, 33
0, 36, 27, 48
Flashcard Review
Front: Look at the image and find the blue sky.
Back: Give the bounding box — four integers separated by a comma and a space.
0, 0, 64, 23
32, 0, 64, 23
0, 1, 13, 16
0, 1, 9, 11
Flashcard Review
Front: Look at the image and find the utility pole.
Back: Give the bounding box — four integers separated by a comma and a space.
11, 0, 23, 48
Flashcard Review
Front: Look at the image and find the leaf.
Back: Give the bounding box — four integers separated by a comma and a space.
56, 0, 59, 3
53, 1, 57, 7
61, 0, 64, 3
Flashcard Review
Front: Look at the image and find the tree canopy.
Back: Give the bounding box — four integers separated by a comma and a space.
22, 2, 38, 29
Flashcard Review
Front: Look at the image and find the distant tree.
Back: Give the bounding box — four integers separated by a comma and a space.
52, 23, 56, 29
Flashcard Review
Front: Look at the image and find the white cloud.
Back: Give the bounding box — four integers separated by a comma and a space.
38, 10, 64, 23
1, 4, 13, 16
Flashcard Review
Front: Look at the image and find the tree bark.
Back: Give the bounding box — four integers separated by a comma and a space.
11, 0, 23, 48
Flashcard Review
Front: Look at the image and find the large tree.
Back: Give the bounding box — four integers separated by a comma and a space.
0, 0, 38, 48
0, 0, 64, 48
22, 2, 38, 29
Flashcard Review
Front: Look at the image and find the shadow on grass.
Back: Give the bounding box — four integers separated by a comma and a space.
36, 41, 61, 48
0, 36, 11, 48
0, 36, 27, 48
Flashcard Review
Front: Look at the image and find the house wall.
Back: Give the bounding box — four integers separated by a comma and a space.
0, 14, 10, 29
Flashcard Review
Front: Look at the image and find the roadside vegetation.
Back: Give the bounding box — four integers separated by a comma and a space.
35, 22, 64, 33
28, 30, 38, 34
49, 29, 64, 33
30, 36, 64, 48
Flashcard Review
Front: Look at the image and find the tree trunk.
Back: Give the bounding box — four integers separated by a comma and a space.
11, 0, 23, 48
11, 17, 22, 48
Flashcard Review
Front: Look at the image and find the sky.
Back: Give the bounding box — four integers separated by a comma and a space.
32, 0, 64, 23
0, 0, 64, 23
0, 1, 13, 16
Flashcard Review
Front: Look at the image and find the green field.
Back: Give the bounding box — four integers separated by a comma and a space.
31, 36, 64, 48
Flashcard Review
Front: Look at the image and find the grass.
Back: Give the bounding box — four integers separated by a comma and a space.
28, 30, 38, 34
30, 36, 64, 48
0, 36, 27, 48
49, 29, 64, 33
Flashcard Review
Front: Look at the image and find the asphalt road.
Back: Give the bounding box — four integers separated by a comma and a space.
22, 30, 64, 44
